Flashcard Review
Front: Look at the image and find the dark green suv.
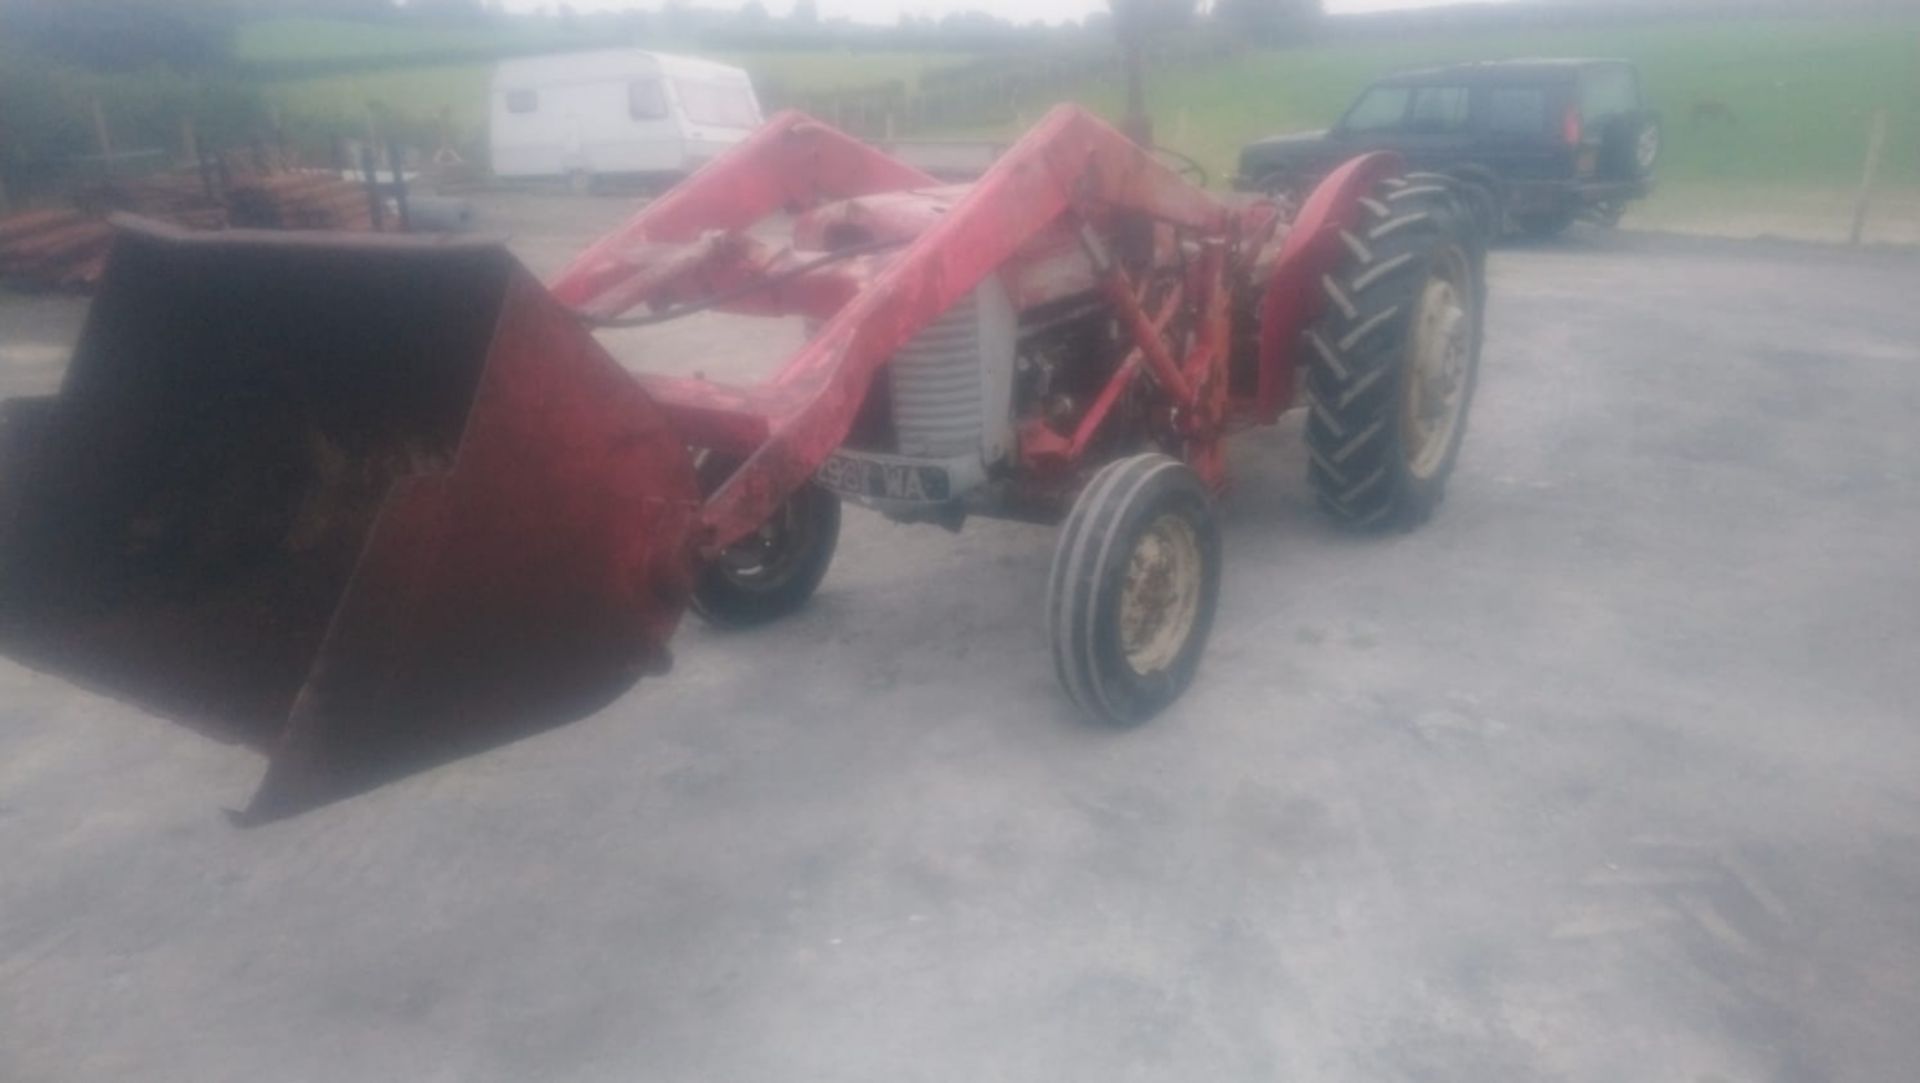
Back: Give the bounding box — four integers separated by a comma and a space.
1236, 58, 1662, 238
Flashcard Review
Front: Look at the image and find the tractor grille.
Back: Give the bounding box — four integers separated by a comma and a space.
890, 293, 985, 459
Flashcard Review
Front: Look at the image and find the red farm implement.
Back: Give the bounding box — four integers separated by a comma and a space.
0, 105, 1485, 818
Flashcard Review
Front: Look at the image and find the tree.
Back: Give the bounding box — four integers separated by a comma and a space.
791, 0, 818, 25
0, 0, 240, 72
1112, 0, 1198, 35
1212, 0, 1320, 42
737, 0, 768, 26
659, 0, 686, 34
617, 8, 650, 38
408, 0, 486, 21
938, 10, 1009, 33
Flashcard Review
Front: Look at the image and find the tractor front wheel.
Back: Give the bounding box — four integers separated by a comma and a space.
690, 453, 841, 627
1304, 176, 1484, 531
1048, 454, 1223, 725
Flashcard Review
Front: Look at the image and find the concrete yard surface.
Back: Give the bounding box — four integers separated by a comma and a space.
3, 207, 1920, 1082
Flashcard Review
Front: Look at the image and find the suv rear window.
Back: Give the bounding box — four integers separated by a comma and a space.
1580, 66, 1639, 122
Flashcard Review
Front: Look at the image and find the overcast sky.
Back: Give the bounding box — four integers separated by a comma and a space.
502, 0, 1518, 27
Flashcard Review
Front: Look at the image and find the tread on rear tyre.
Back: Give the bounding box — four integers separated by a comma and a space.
1304, 175, 1485, 531
1048, 454, 1222, 725
1411, 169, 1501, 244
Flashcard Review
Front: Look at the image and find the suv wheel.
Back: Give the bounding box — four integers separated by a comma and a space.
1601, 113, 1663, 182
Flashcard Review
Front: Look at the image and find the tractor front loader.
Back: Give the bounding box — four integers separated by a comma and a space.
0, 106, 1485, 819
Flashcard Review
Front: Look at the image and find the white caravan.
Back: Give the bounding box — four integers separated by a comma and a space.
489, 50, 763, 184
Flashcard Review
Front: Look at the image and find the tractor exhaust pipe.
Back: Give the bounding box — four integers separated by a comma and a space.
0, 219, 700, 820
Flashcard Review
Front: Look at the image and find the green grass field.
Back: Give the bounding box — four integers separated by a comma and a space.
244, 15, 1920, 223
253, 43, 964, 150
235, 18, 589, 65
237, 17, 967, 144
985, 18, 1920, 192
260, 63, 494, 137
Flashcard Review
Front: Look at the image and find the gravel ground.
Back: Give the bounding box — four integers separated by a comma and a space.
3, 199, 1919, 1083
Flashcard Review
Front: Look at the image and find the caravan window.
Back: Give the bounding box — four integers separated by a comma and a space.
504, 88, 538, 114
628, 79, 667, 121
674, 80, 759, 128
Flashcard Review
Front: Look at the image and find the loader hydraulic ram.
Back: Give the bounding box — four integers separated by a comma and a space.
0, 107, 1485, 818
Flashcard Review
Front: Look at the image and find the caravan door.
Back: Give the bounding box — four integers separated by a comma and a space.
614, 72, 684, 175
666, 70, 763, 172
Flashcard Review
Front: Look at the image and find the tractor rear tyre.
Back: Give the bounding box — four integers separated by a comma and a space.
1049, 454, 1222, 725
690, 453, 841, 627
1412, 169, 1502, 243
1304, 176, 1484, 530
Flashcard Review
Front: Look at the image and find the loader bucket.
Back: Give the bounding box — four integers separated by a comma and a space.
0, 219, 700, 820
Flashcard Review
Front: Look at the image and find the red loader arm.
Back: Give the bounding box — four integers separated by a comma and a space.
558, 105, 1232, 551
552, 110, 940, 318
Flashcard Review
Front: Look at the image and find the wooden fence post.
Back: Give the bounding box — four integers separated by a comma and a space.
90, 97, 115, 162
0, 106, 11, 217
180, 114, 199, 166
267, 101, 288, 170
1850, 108, 1889, 245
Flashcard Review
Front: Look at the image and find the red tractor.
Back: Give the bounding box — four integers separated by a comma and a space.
0, 106, 1484, 818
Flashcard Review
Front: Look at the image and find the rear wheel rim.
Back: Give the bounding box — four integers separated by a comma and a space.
1118, 513, 1204, 676
1400, 250, 1474, 480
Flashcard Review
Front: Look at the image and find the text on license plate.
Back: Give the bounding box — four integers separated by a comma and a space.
817, 455, 951, 502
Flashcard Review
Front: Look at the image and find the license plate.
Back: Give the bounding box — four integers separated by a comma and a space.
817, 454, 951, 503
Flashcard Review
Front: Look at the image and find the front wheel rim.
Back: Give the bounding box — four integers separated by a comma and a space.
716, 497, 813, 592
1118, 513, 1205, 676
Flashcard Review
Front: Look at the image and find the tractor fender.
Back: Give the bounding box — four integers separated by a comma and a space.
1252, 151, 1405, 423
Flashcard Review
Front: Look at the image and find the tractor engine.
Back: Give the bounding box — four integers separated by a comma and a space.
789, 187, 1139, 524
820, 279, 1017, 517
819, 284, 1123, 524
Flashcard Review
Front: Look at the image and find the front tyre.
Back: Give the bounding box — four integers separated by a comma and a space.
690, 454, 841, 627
1049, 454, 1223, 725
1304, 177, 1485, 530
